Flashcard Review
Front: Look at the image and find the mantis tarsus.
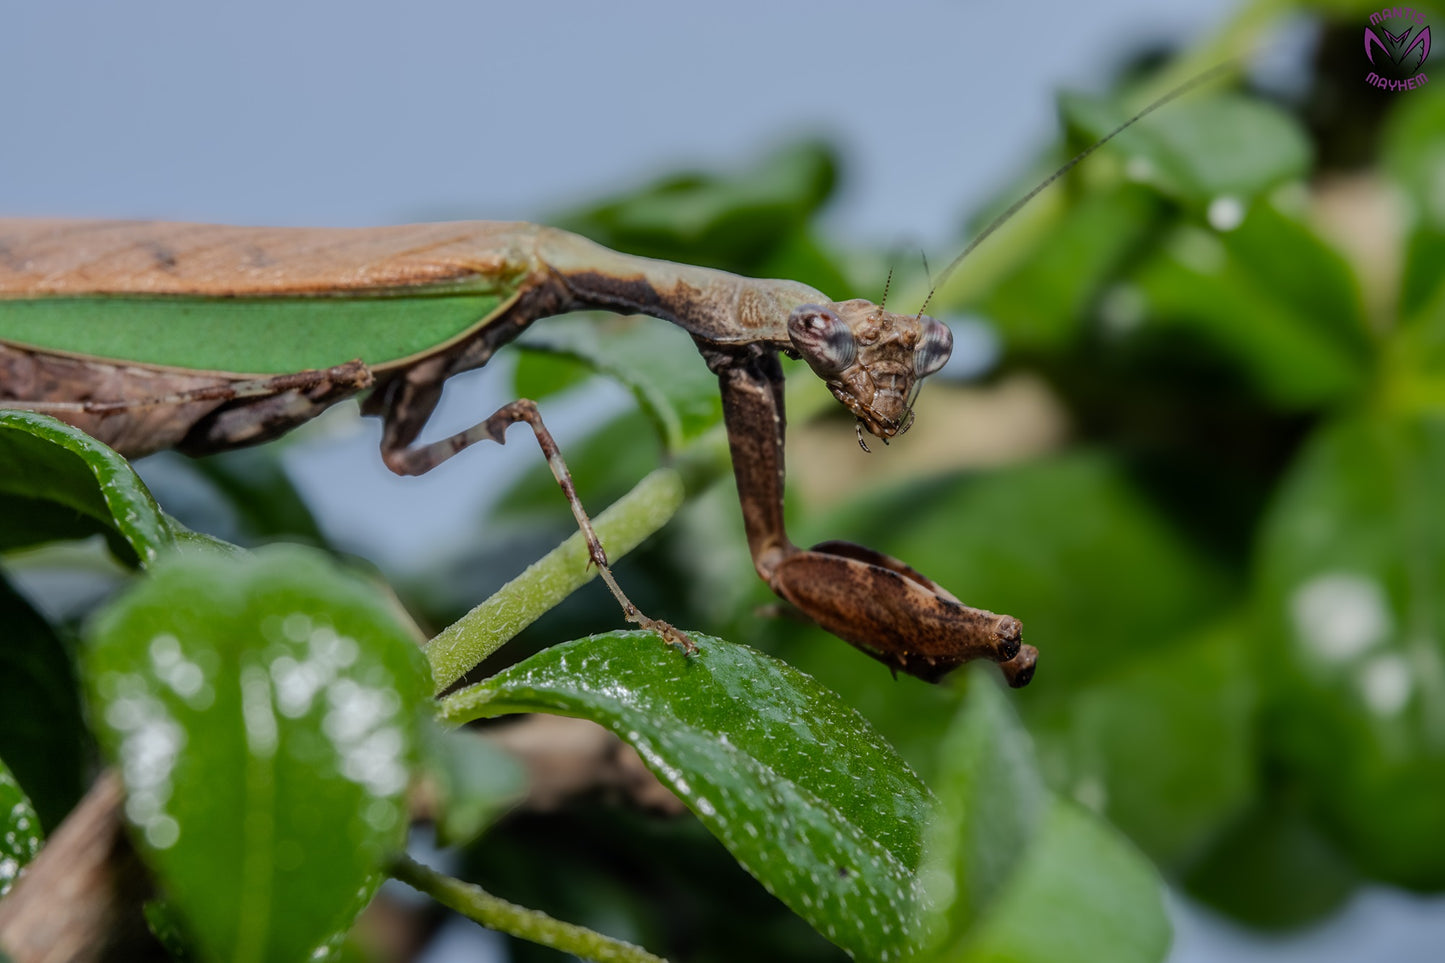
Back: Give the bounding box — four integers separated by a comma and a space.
0, 67, 1226, 687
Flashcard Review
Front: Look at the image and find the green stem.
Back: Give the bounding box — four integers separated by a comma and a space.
424, 466, 685, 692
388, 854, 669, 963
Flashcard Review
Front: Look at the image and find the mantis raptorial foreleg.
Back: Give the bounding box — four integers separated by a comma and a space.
704, 343, 1037, 686
380, 397, 694, 652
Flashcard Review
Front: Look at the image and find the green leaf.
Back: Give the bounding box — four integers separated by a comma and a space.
1033, 617, 1258, 869
1380, 85, 1445, 321
84, 545, 432, 963
922, 674, 1169, 963
555, 141, 839, 276
1133, 201, 1370, 410
1182, 792, 1358, 930
1061, 91, 1312, 203
1258, 413, 1445, 887
187, 446, 328, 545
0, 571, 86, 831
509, 349, 595, 405
441, 631, 930, 962
922, 674, 1048, 935
144, 899, 199, 962
977, 183, 1161, 352
947, 798, 1170, 963
515, 316, 723, 453
0, 410, 174, 565
0, 756, 43, 898
419, 720, 526, 847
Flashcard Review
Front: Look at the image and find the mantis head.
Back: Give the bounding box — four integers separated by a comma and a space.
787, 300, 952, 450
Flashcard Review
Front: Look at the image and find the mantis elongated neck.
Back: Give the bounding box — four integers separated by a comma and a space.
535, 227, 827, 348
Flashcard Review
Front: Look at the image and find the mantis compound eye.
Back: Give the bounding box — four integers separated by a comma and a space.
914, 316, 953, 378
788, 304, 857, 375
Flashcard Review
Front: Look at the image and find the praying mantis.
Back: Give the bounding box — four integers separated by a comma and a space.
0, 69, 1224, 688
0, 219, 1034, 686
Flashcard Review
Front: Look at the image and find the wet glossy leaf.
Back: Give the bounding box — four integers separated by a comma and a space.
0, 756, 42, 898
84, 545, 432, 962
0, 571, 86, 831
419, 720, 525, 847
921, 675, 1169, 963
0, 410, 174, 565
1258, 414, 1445, 887
441, 631, 930, 962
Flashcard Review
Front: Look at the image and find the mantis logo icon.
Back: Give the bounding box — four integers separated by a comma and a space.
1366, 22, 1431, 70
1364, 8, 1432, 91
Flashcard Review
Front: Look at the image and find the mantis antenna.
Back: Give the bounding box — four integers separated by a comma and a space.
916, 61, 1238, 319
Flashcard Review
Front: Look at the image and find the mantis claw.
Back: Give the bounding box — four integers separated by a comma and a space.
645, 618, 698, 655
767, 539, 1032, 686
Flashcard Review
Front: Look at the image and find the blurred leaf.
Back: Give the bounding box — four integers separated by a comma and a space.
420, 720, 526, 847
0, 410, 174, 565
0, 756, 42, 898
463, 807, 846, 963
1133, 201, 1370, 410
921, 674, 1170, 963
1380, 84, 1445, 321
946, 798, 1170, 963
1182, 791, 1358, 930
0, 571, 86, 831
1213, 197, 1371, 355
1061, 91, 1312, 203
923, 673, 1048, 935
442, 631, 931, 962
85, 545, 432, 962
190, 447, 328, 544
978, 183, 1161, 352
1032, 617, 1258, 869
144, 899, 199, 962
754, 227, 854, 303
556, 141, 839, 278
510, 349, 595, 406
1258, 413, 1445, 887
515, 316, 723, 453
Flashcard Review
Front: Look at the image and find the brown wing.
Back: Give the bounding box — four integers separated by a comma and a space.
0, 219, 543, 297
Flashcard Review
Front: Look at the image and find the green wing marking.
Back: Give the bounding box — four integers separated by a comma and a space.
0, 293, 508, 374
